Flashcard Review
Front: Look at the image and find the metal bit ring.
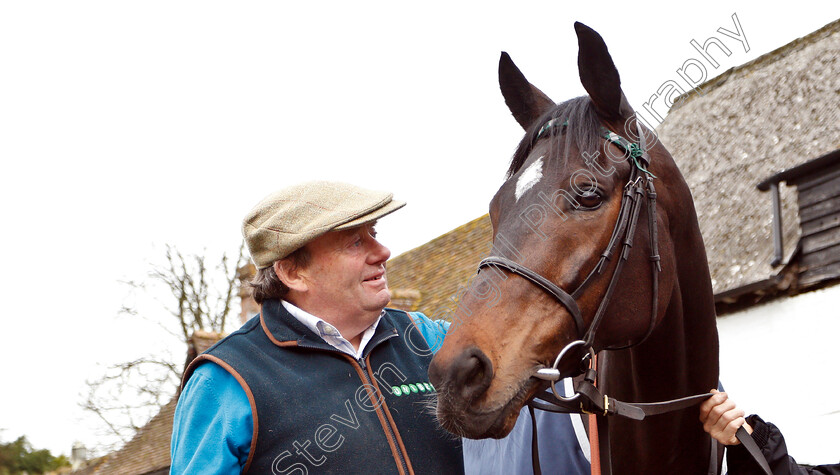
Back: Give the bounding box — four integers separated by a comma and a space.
549, 340, 587, 402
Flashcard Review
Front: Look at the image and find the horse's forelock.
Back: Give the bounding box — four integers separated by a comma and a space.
506, 96, 603, 178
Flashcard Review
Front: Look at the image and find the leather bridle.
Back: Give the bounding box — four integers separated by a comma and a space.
474, 117, 772, 475
478, 117, 661, 382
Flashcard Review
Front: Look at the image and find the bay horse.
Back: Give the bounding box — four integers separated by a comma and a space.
429, 23, 720, 473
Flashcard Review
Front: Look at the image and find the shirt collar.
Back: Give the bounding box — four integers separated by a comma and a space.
281, 300, 383, 359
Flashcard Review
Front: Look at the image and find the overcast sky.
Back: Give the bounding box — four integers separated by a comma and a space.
1, 0, 838, 457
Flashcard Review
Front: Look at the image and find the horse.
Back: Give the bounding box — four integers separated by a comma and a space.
428, 23, 720, 473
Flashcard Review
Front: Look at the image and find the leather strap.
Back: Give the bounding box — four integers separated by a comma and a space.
529, 380, 772, 473
529, 405, 543, 475
581, 179, 644, 348
479, 256, 585, 336
597, 413, 612, 474
531, 372, 716, 420
736, 426, 772, 475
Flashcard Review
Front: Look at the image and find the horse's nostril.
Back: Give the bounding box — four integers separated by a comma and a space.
457, 357, 482, 387
452, 348, 493, 401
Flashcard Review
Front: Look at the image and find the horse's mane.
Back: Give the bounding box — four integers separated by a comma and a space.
506, 96, 603, 178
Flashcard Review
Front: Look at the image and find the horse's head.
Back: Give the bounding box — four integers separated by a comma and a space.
429, 23, 695, 439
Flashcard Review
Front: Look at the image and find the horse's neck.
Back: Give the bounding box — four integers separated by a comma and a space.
602, 230, 719, 472
614, 272, 718, 397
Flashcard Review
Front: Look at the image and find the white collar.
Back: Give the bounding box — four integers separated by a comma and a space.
281, 300, 383, 359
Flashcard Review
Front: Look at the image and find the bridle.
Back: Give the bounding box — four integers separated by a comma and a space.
478, 116, 662, 384
474, 116, 772, 475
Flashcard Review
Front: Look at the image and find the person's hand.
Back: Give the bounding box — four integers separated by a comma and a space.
699, 389, 753, 445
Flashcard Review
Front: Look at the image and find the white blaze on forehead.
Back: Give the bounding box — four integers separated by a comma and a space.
515, 156, 544, 201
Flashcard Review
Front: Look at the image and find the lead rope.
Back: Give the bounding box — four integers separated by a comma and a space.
588, 353, 601, 475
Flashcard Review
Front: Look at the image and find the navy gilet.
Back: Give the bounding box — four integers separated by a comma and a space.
184, 299, 464, 474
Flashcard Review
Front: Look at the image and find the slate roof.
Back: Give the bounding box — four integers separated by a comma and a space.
387, 215, 493, 314
656, 18, 840, 295
94, 399, 176, 475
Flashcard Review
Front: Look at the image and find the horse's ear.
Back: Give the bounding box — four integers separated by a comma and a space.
574, 22, 633, 120
499, 52, 555, 130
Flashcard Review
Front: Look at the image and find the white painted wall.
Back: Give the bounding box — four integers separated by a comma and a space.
717, 284, 840, 465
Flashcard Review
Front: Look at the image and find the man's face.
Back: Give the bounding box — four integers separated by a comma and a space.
295, 223, 392, 324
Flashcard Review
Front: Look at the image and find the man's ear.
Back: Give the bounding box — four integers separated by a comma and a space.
273, 259, 308, 292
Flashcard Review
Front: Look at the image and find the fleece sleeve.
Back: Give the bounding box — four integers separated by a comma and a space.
170, 361, 253, 474
407, 311, 451, 354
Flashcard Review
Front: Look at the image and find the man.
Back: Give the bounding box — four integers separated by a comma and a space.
700, 390, 840, 474
170, 181, 464, 474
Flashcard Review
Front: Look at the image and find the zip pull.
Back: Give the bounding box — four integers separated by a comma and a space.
357, 357, 366, 370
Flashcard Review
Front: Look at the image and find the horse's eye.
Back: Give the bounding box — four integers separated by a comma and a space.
578, 190, 603, 209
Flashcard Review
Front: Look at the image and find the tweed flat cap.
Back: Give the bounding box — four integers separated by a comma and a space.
243, 181, 405, 269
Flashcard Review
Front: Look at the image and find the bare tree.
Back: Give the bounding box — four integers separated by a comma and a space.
81, 243, 247, 453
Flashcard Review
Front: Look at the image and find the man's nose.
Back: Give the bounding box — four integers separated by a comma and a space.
369, 238, 391, 263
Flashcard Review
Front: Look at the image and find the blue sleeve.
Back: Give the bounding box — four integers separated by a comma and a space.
171, 361, 253, 474
407, 312, 450, 354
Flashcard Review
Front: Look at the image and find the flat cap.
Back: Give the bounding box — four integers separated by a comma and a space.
243, 181, 405, 269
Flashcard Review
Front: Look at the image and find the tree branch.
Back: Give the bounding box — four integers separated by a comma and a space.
81, 243, 243, 448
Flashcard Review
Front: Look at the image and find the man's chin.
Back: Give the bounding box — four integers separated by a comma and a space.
367, 288, 392, 312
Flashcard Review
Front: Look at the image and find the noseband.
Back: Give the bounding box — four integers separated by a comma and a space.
478, 118, 661, 382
